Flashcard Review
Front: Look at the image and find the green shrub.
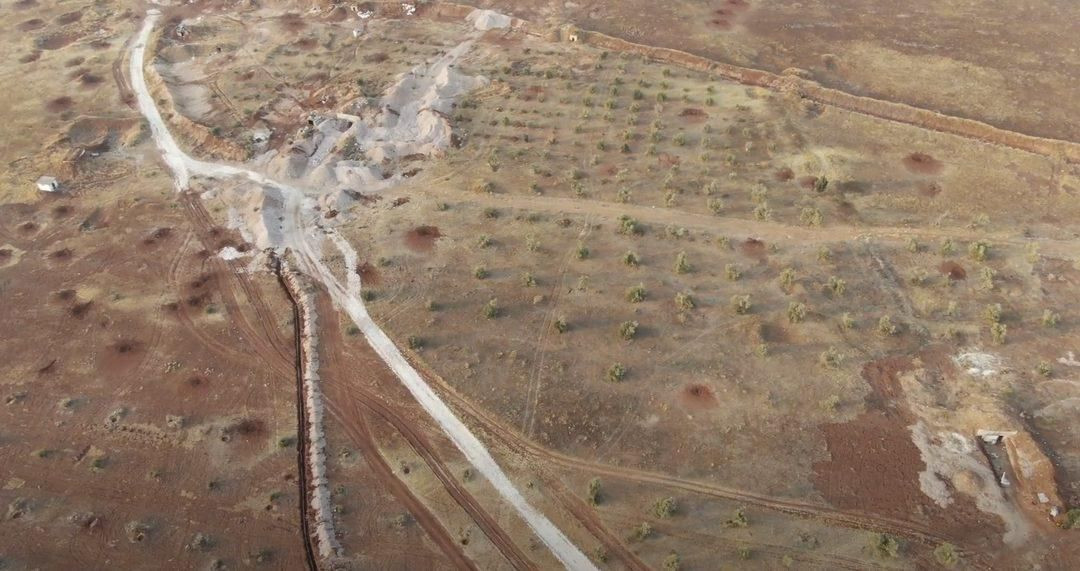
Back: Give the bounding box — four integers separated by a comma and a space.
877, 315, 898, 335
618, 321, 639, 340
933, 542, 959, 568
725, 264, 741, 281
606, 363, 627, 382
990, 322, 1007, 345
554, 316, 568, 333
482, 299, 499, 319
674, 251, 691, 274
731, 294, 752, 315
626, 283, 647, 303
675, 291, 695, 311
653, 497, 677, 518
969, 240, 990, 262
872, 533, 900, 558
617, 214, 641, 235
622, 250, 640, 266
787, 301, 807, 323
473, 265, 489, 279
587, 477, 602, 505
828, 276, 846, 296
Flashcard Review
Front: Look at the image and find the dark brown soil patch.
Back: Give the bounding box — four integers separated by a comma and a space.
861, 355, 913, 412
278, 13, 306, 33
759, 322, 789, 343
17, 19, 45, 31
141, 227, 172, 246
188, 272, 215, 290
19, 51, 42, 64
89, 40, 110, 50
14, 0, 38, 8
99, 339, 143, 375
38, 32, 78, 50
78, 73, 104, 88
71, 300, 93, 318
939, 261, 967, 281
774, 167, 794, 181
739, 238, 767, 261
64, 56, 85, 67
37, 359, 57, 375
678, 383, 718, 410
19, 221, 39, 233
49, 248, 73, 260
46, 96, 74, 113
186, 375, 208, 389
52, 204, 73, 218
363, 52, 389, 64
902, 152, 944, 175
919, 182, 943, 197
0, 249, 11, 261
357, 262, 381, 285
226, 418, 267, 438
54, 289, 77, 302
55, 11, 83, 25
678, 108, 708, 122
404, 225, 441, 253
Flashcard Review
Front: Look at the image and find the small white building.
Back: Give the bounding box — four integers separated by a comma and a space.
36, 176, 59, 193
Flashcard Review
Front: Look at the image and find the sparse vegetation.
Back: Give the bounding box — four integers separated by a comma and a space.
877, 315, 898, 335
731, 294, 752, 314
626, 283, 647, 303
933, 542, 959, 567
483, 299, 500, 319
872, 533, 900, 558
787, 301, 807, 323
587, 477, 602, 505
606, 363, 627, 382
653, 496, 677, 518
619, 320, 639, 340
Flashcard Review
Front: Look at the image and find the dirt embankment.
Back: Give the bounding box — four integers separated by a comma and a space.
142, 27, 247, 162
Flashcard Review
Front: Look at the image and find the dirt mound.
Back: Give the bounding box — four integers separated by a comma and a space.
46, 96, 74, 113
939, 260, 966, 280
678, 383, 718, 410
49, 247, 73, 260
357, 262, 381, 285
65, 56, 85, 67
739, 237, 767, 261
902, 152, 944, 175
798, 175, 819, 190
404, 225, 441, 252
19, 51, 41, 64
70, 300, 93, 318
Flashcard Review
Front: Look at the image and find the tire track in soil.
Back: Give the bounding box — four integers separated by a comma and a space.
403, 357, 993, 569
178, 192, 294, 379
315, 288, 536, 570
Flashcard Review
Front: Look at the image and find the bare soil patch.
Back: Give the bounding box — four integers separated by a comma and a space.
902, 152, 944, 175
678, 383, 718, 410
37, 32, 78, 51
404, 225, 441, 252
14, 0, 38, 8
55, 11, 83, 25
17, 19, 46, 32
278, 13, 306, 34
678, 107, 708, 122
46, 96, 74, 113
357, 261, 381, 285
739, 237, 767, 261
938, 260, 966, 281
774, 167, 794, 181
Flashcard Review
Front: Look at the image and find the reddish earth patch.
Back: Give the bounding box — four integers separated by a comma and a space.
739, 238, 767, 261
404, 225, 441, 252
902, 152, 944, 175
0, 249, 12, 261
14, 0, 38, 8
185, 375, 208, 389
939, 260, 967, 281
225, 418, 267, 438
52, 205, 73, 218
140, 227, 172, 246
357, 262, 381, 285
46, 96, 74, 113
55, 11, 83, 25
99, 339, 144, 375
17, 19, 45, 31
774, 167, 794, 181
798, 175, 819, 190
861, 355, 913, 411
678, 383, 718, 410
54, 289, 77, 302
19, 51, 42, 64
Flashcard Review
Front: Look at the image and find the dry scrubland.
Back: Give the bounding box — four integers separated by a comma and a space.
2, 1, 1080, 570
